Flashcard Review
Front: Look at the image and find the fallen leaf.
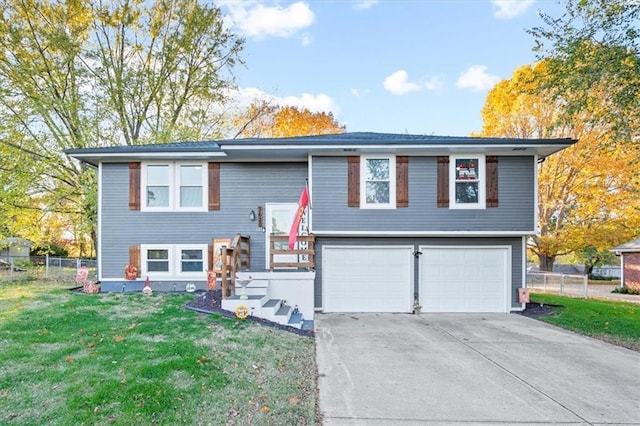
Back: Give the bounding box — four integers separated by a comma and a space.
197, 356, 208, 364
113, 335, 124, 342
261, 405, 270, 413
87, 342, 97, 348
65, 356, 74, 363
288, 395, 299, 405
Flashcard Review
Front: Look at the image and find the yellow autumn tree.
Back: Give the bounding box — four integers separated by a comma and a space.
233, 102, 345, 138
476, 62, 640, 271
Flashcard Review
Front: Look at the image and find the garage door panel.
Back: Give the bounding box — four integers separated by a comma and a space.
323, 246, 412, 313
420, 247, 509, 313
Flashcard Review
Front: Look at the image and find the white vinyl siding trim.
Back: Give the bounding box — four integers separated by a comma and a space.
360, 155, 396, 209
141, 161, 207, 212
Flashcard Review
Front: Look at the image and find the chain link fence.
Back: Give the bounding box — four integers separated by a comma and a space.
0, 255, 97, 283
526, 271, 589, 298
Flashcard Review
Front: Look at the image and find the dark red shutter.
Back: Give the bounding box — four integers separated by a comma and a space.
208, 243, 214, 271
208, 162, 220, 211
396, 156, 408, 207
129, 162, 141, 210
436, 156, 449, 208
129, 245, 141, 277
347, 156, 360, 207
486, 156, 499, 207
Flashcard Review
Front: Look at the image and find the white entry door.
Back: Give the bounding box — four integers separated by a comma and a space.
265, 203, 300, 269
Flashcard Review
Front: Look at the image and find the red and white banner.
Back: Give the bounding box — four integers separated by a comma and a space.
288, 185, 310, 250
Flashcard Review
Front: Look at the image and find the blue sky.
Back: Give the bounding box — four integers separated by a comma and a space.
218, 0, 565, 137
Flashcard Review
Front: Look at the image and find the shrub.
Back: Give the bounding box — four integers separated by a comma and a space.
611, 286, 640, 295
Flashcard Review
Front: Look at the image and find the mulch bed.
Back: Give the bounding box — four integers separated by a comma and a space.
185, 289, 314, 338
519, 302, 558, 319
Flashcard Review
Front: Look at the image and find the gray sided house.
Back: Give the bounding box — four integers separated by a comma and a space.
66, 132, 575, 318
0, 238, 33, 261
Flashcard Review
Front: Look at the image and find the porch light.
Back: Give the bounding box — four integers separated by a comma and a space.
249, 210, 256, 221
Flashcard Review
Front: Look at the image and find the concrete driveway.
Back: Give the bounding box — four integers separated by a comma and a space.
315, 313, 640, 425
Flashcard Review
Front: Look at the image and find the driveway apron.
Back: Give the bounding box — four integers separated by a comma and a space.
315, 313, 640, 425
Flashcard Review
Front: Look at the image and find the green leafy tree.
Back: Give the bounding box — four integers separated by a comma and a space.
0, 0, 243, 251
233, 101, 345, 139
529, 0, 640, 140
477, 62, 640, 271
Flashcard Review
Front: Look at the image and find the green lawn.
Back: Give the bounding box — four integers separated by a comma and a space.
0, 282, 317, 425
530, 292, 640, 351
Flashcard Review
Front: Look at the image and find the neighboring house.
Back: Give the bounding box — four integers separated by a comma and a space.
66, 132, 575, 320
0, 238, 33, 261
611, 237, 640, 290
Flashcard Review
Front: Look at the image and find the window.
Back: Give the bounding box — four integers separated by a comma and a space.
146, 248, 170, 272
360, 155, 396, 208
141, 244, 207, 278
146, 165, 170, 207
450, 155, 485, 209
141, 162, 207, 211
180, 249, 203, 272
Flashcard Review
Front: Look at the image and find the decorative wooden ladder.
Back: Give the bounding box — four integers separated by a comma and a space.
219, 234, 250, 298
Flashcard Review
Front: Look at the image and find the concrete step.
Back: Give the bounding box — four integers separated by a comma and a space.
288, 312, 303, 326
273, 304, 292, 325
301, 320, 314, 331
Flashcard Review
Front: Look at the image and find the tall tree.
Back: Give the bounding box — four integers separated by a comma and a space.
233, 102, 346, 139
529, 0, 640, 140
0, 0, 243, 251
477, 62, 640, 271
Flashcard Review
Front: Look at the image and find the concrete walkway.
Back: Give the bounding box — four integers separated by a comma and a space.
315, 313, 640, 425
585, 284, 640, 304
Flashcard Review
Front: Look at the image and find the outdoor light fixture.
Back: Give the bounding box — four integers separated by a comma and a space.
249, 210, 256, 221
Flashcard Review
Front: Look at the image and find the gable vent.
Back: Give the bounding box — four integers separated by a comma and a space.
512, 147, 528, 151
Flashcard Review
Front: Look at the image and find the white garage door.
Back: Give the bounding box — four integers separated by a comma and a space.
323, 246, 413, 312
419, 246, 510, 313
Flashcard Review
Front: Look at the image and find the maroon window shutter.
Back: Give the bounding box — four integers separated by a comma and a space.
129, 245, 141, 277
347, 156, 360, 207
207, 243, 214, 271
208, 162, 220, 211
129, 162, 141, 210
486, 156, 499, 207
396, 156, 408, 208
436, 156, 449, 208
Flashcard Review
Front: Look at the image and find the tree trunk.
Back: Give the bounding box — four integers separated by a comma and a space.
538, 254, 556, 272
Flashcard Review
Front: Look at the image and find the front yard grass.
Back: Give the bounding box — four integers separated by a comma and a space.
0, 281, 317, 425
530, 292, 640, 351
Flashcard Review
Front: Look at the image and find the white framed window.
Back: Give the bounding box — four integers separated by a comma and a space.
141, 244, 208, 278
141, 162, 207, 212
450, 155, 485, 209
360, 155, 396, 209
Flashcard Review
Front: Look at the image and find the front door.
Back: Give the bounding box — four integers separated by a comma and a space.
265, 203, 299, 269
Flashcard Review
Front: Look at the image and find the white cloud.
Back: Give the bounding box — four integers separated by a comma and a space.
351, 88, 370, 97
491, 0, 535, 19
229, 87, 340, 116
383, 70, 444, 95
281, 93, 340, 115
424, 76, 445, 92
222, 1, 314, 40
353, 0, 379, 10
301, 33, 313, 46
456, 65, 500, 91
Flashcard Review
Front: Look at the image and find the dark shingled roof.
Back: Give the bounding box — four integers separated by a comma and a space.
65, 132, 575, 155
612, 237, 640, 252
